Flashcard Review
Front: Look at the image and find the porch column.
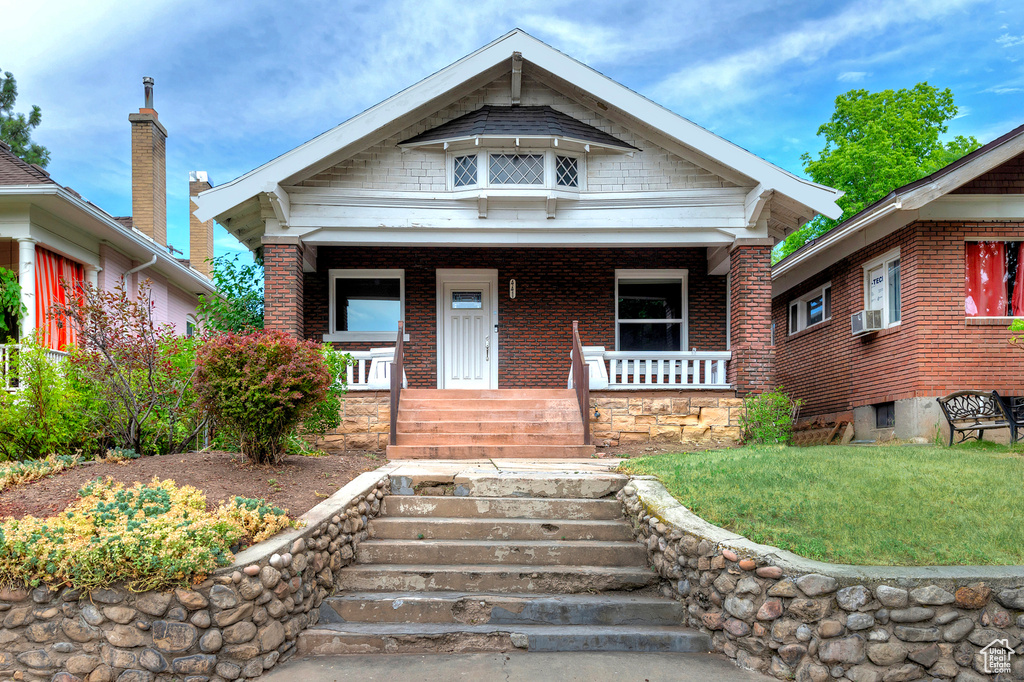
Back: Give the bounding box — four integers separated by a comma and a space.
16, 238, 36, 341
84, 264, 101, 290
263, 240, 304, 338
727, 240, 773, 396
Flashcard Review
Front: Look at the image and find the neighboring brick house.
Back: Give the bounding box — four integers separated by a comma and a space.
0, 78, 215, 352
194, 30, 842, 449
772, 124, 1024, 442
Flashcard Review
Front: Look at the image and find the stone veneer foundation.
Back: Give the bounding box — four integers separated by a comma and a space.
321, 390, 743, 452
0, 469, 394, 681
619, 478, 1024, 682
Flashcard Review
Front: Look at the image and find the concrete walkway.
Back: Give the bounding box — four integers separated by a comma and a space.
262, 652, 769, 681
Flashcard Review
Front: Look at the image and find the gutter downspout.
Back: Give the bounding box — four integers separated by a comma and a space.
122, 254, 158, 284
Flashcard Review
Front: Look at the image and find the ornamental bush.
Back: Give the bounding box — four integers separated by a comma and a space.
0, 477, 294, 591
195, 330, 332, 464
740, 386, 801, 445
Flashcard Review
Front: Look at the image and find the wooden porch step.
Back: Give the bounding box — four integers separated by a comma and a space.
385, 445, 596, 459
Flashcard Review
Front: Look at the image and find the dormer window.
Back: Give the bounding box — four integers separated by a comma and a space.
453, 155, 477, 187
555, 156, 578, 188
490, 153, 544, 185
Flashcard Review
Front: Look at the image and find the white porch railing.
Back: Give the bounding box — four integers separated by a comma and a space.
570, 346, 731, 390
1, 344, 69, 392
344, 347, 407, 391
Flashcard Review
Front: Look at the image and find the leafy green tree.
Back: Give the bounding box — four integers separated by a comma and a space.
197, 254, 264, 333
774, 83, 980, 263
0, 267, 25, 341
0, 69, 50, 168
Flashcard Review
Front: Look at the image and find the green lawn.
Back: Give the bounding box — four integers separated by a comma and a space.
620, 442, 1024, 566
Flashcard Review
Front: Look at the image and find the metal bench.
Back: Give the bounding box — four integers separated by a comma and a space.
936, 390, 1022, 446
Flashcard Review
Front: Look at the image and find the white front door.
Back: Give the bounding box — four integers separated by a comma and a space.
437, 270, 497, 389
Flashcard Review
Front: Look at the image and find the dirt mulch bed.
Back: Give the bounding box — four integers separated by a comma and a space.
0, 450, 382, 520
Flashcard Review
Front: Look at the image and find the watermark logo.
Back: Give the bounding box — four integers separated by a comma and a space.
980, 638, 1014, 675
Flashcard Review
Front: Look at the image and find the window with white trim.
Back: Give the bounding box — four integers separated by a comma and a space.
327, 269, 405, 342
964, 240, 1024, 317
448, 150, 584, 191
788, 283, 831, 335
862, 249, 901, 327
615, 269, 688, 351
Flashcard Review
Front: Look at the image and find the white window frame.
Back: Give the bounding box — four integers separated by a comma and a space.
325, 268, 407, 343
446, 149, 585, 191
614, 269, 688, 351
862, 248, 901, 328
788, 282, 832, 335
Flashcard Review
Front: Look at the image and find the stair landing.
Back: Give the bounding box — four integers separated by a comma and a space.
387, 389, 595, 459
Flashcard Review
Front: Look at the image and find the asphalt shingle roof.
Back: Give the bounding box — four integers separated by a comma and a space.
400, 105, 640, 151
0, 142, 55, 186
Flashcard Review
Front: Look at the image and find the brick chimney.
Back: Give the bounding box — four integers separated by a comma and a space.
129, 76, 168, 245
189, 171, 214, 277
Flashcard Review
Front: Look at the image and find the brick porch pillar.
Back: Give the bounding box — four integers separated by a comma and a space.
727, 241, 773, 396
263, 241, 304, 338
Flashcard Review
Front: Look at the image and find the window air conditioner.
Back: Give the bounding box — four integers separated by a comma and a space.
851, 310, 883, 336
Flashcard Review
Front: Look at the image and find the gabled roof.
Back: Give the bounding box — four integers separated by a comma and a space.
772, 122, 1024, 285
194, 29, 842, 223
0, 143, 55, 186
399, 105, 639, 151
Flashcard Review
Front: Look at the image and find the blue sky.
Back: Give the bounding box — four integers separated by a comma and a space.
4, 0, 1023, 261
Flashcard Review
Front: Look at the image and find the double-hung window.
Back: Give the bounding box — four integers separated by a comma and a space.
863, 249, 901, 327
965, 240, 1024, 317
788, 283, 831, 334
326, 269, 405, 342
615, 269, 687, 351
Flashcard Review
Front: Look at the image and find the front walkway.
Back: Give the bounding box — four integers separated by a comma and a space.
261, 651, 770, 681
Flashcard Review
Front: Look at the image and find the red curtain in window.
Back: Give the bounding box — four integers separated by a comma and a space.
35, 246, 84, 350
965, 242, 1007, 317
1013, 247, 1024, 317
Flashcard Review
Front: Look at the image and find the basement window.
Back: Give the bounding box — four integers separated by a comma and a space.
875, 402, 896, 429
326, 269, 405, 342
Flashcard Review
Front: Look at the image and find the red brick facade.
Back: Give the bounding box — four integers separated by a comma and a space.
773, 220, 1024, 422
264, 243, 304, 337
299, 247, 732, 389
728, 244, 774, 396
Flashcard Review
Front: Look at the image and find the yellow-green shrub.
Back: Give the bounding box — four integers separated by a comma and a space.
0, 454, 83, 492
217, 497, 294, 544
0, 478, 294, 591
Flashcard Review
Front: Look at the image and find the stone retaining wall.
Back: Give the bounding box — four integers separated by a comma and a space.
320, 393, 390, 452
619, 478, 1024, 682
0, 468, 394, 681
590, 391, 742, 447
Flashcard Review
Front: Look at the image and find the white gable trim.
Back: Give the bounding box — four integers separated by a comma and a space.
194, 29, 842, 224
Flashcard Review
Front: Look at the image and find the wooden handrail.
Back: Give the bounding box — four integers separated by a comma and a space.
570, 321, 591, 445
389, 321, 405, 446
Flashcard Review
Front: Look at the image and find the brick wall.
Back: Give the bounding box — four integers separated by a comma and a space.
265, 243, 304, 337
728, 245, 773, 396
773, 220, 1024, 420
303, 246, 728, 389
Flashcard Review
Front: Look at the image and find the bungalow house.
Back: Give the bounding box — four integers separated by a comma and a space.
772, 124, 1024, 443
193, 29, 843, 454
0, 78, 216, 371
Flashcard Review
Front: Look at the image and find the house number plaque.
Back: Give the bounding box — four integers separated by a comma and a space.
509, 279, 516, 299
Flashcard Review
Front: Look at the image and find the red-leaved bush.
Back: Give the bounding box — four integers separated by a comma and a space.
195, 331, 331, 464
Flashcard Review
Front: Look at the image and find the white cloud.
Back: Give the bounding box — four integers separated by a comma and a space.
650, 0, 985, 115
997, 33, 1024, 47
837, 71, 869, 82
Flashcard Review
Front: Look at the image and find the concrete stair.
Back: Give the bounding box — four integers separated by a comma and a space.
386, 388, 595, 459
298, 470, 711, 655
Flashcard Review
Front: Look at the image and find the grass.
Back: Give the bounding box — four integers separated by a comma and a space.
620, 441, 1024, 566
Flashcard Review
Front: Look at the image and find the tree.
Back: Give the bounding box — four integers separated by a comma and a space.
196, 254, 264, 333
0, 69, 50, 168
774, 83, 980, 263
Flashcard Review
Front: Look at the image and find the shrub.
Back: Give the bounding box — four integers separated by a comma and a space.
0, 454, 83, 492
0, 478, 293, 591
195, 330, 332, 464
0, 338, 100, 460
299, 345, 351, 447
52, 281, 208, 456
217, 496, 293, 544
740, 386, 801, 445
